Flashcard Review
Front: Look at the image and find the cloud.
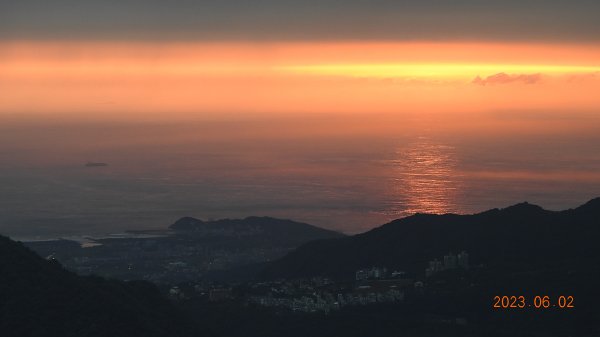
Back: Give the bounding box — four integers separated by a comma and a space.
472, 72, 543, 86
472, 73, 542, 85
1, 1, 600, 41
565, 71, 600, 82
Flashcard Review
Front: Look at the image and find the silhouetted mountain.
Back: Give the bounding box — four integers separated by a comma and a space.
261, 198, 600, 280
24, 217, 344, 284
170, 216, 206, 230
169, 216, 344, 243
0, 235, 192, 337
574, 197, 600, 216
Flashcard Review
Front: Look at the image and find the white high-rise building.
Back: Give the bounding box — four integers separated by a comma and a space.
458, 251, 469, 269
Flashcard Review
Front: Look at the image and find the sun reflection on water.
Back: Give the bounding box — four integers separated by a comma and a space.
383, 136, 462, 217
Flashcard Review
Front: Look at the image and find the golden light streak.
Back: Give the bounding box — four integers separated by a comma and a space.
278, 63, 600, 80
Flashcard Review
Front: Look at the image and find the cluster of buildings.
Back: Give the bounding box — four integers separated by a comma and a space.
355, 267, 408, 281
166, 253, 471, 313
355, 266, 387, 280
245, 277, 407, 313
168, 283, 235, 301
247, 253, 472, 313
30, 236, 295, 284
425, 251, 469, 277
248, 286, 404, 313
249, 294, 338, 313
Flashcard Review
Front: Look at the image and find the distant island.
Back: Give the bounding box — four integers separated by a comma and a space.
84, 162, 108, 167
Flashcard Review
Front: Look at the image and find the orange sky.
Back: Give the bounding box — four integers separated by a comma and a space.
1, 41, 599, 119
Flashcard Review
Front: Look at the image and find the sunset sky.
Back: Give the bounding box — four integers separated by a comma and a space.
2, 1, 600, 238
1, 0, 599, 119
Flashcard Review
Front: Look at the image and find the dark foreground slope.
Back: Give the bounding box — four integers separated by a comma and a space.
262, 198, 600, 280
0, 235, 193, 337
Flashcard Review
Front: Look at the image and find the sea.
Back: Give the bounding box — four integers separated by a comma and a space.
1, 111, 599, 240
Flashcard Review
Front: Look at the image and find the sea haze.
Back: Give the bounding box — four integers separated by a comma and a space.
1, 111, 599, 240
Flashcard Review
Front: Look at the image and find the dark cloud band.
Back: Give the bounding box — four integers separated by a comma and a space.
1, 0, 599, 41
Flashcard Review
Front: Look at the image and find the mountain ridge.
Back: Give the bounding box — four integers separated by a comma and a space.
261, 198, 600, 280
168, 215, 345, 241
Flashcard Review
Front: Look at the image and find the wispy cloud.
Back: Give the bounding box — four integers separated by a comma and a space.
472, 72, 543, 86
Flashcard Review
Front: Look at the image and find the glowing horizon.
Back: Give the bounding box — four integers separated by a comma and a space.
1, 41, 600, 117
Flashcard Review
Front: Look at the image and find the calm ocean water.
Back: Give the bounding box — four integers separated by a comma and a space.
1, 112, 599, 239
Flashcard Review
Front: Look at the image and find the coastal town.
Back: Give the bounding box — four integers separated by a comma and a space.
167, 251, 470, 314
